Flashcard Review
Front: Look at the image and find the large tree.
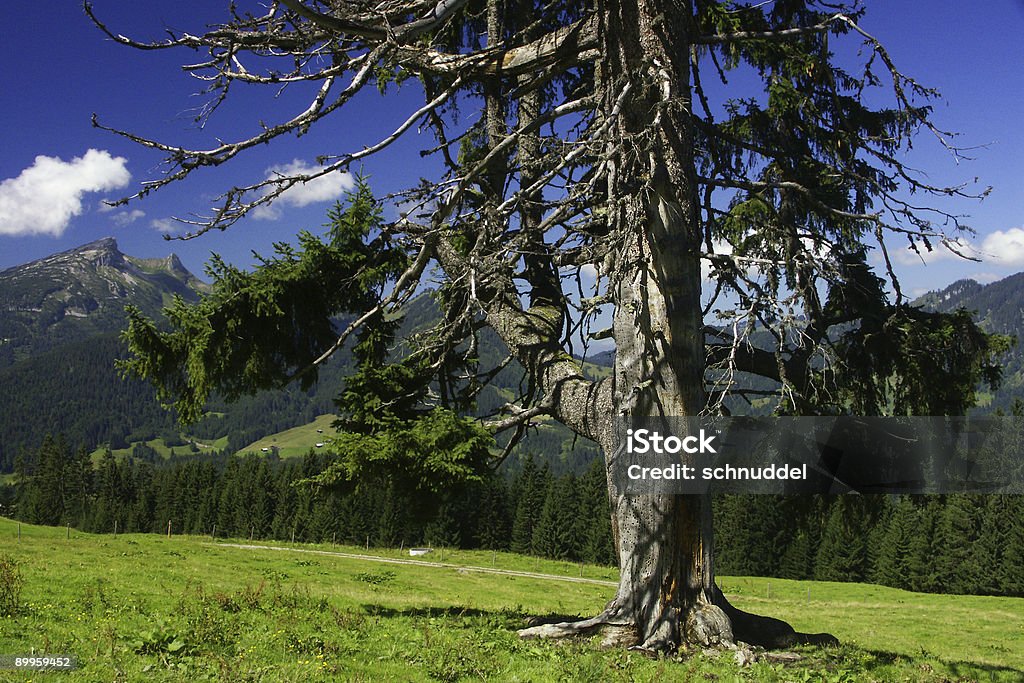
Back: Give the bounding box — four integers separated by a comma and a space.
96, 0, 1005, 651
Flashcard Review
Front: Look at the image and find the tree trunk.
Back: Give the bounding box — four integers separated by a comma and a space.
520, 0, 833, 652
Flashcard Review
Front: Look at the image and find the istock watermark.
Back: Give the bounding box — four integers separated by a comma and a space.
611, 416, 1024, 495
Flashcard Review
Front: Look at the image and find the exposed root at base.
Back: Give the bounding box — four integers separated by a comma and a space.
518, 594, 838, 654
517, 612, 636, 648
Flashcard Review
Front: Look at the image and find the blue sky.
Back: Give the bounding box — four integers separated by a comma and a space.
1, 1, 1022, 300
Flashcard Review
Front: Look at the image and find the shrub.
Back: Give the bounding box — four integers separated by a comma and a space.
0, 554, 24, 616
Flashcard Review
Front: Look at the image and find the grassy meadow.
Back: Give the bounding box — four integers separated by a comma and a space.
0, 517, 1021, 682
239, 415, 338, 459
88, 436, 231, 464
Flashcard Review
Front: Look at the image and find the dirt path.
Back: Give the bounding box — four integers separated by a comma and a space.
208, 542, 618, 587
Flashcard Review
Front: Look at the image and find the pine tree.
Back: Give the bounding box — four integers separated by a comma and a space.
814, 499, 868, 582
62, 446, 92, 528
778, 530, 813, 581
906, 497, 942, 593
579, 459, 615, 566
473, 478, 511, 551
973, 496, 1011, 595
105, 0, 1010, 651
1001, 496, 1024, 596
425, 500, 461, 549
510, 456, 548, 555
934, 494, 983, 594
374, 483, 407, 548
873, 496, 915, 590
532, 474, 582, 561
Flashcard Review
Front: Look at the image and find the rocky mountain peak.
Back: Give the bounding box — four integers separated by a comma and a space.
66, 236, 125, 267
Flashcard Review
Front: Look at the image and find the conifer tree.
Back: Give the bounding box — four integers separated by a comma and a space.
101, 0, 1009, 650
511, 457, 550, 556
935, 494, 985, 595
873, 496, 915, 590
906, 498, 942, 593
814, 499, 867, 583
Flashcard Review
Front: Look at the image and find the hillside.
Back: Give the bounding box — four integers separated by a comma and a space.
0, 239, 346, 471
0, 239, 601, 473
6, 234, 1024, 473
915, 275, 1024, 410
0, 237, 205, 366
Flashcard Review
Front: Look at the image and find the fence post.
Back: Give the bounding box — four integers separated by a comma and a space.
167, 519, 172, 539
67, 523, 70, 540
113, 520, 118, 537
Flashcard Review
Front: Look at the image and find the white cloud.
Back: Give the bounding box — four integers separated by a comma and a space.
978, 228, 1024, 267
151, 218, 177, 234
702, 239, 735, 281
251, 160, 354, 221
888, 229, 1024, 269
112, 209, 146, 226
890, 237, 976, 266
0, 150, 131, 237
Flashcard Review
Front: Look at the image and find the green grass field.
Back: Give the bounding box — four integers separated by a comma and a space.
88, 436, 230, 463
1, 517, 1021, 682
239, 415, 338, 458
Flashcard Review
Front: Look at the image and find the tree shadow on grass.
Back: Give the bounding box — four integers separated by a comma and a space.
795, 645, 1024, 682
358, 604, 1024, 680
360, 603, 581, 625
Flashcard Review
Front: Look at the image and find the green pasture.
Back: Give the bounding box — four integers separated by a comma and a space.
238, 414, 338, 459
0, 517, 1021, 681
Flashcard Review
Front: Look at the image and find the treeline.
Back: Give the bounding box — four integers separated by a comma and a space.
6, 436, 1022, 597
714, 494, 1024, 597
6, 438, 615, 566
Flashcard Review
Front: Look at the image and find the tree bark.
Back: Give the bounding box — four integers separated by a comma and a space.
520, 0, 834, 653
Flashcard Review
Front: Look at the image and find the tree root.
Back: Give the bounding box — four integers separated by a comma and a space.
518, 590, 838, 653
518, 610, 636, 648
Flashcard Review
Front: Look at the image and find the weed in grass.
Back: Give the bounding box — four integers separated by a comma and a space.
78, 577, 111, 614
212, 591, 242, 613
355, 570, 397, 586
132, 618, 189, 657
0, 553, 24, 616
175, 584, 237, 652
331, 605, 368, 632
236, 581, 267, 611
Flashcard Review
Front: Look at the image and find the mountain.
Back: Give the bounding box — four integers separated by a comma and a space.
0, 239, 213, 469
0, 238, 602, 474
915, 275, 1024, 410
0, 237, 206, 367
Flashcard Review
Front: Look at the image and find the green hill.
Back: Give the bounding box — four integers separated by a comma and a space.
1, 517, 1020, 681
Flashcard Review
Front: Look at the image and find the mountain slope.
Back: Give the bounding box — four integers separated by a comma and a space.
0, 239, 605, 474
915, 275, 1024, 410
0, 237, 205, 366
